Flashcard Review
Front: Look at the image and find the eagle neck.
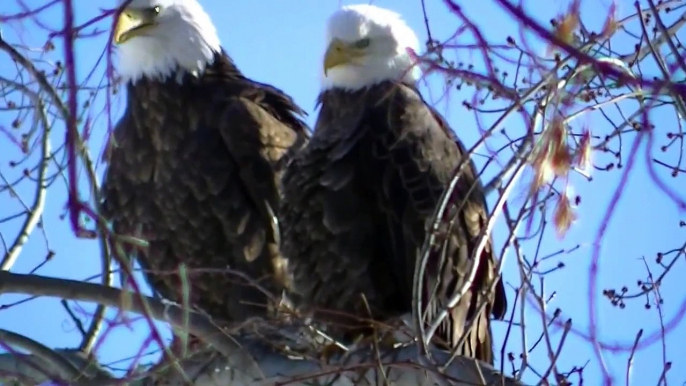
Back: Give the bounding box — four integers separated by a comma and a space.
126, 51, 243, 98
317, 79, 415, 107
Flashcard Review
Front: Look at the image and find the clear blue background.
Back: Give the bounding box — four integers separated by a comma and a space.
0, 0, 685, 384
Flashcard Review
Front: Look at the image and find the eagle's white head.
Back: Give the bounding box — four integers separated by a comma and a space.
113, 0, 221, 83
320, 4, 421, 91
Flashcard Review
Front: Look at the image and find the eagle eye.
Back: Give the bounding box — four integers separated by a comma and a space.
354, 38, 370, 48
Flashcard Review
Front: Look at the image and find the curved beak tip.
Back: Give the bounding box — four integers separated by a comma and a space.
113, 9, 154, 45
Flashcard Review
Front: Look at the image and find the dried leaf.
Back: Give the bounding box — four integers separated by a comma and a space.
553, 193, 577, 239
576, 128, 593, 173
555, 14, 579, 45
530, 144, 552, 192
551, 145, 572, 177
553, 0, 581, 45
601, 1, 618, 38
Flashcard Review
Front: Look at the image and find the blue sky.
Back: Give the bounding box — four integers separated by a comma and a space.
0, 0, 685, 384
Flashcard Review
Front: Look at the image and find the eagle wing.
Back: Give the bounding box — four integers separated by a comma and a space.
281, 102, 388, 317
212, 94, 306, 283
101, 77, 307, 324
282, 82, 505, 362
373, 84, 507, 362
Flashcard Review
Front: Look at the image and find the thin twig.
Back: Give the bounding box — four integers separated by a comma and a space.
0, 271, 239, 356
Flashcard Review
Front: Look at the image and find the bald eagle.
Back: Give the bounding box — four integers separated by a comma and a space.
101, 0, 309, 330
281, 4, 506, 363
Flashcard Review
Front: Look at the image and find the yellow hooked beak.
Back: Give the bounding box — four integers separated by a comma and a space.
113, 7, 160, 45
323, 39, 367, 76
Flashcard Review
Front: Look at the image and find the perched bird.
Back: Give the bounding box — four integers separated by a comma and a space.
280, 4, 507, 363
101, 0, 310, 333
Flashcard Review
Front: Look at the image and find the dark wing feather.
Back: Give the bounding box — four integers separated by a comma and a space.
101, 111, 155, 285
214, 95, 306, 277
375, 86, 507, 362
101, 55, 308, 326
282, 82, 506, 363
281, 102, 401, 327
